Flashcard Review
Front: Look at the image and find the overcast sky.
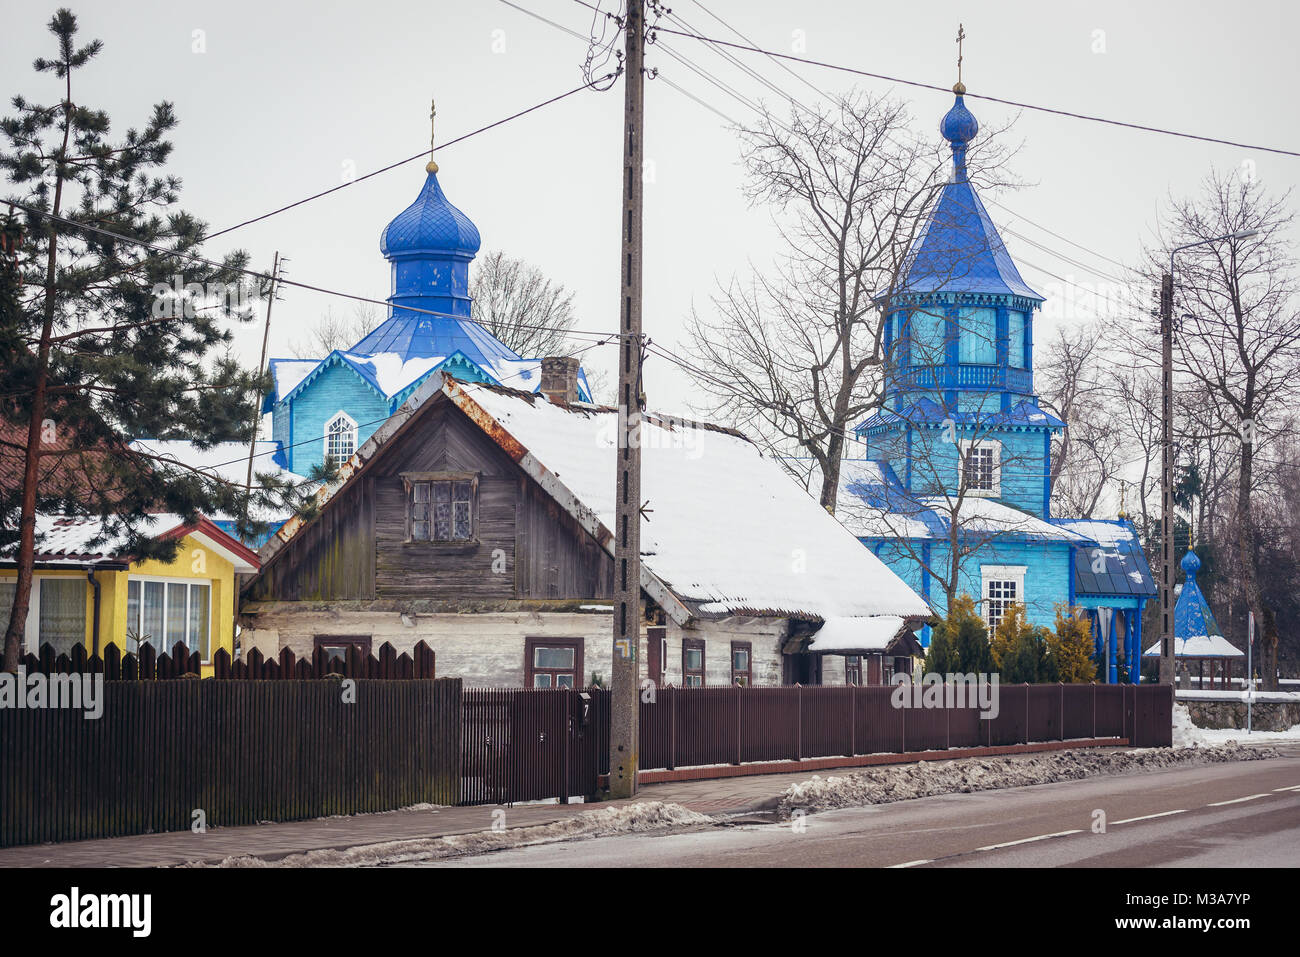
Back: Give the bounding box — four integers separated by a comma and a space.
3, 0, 1297, 424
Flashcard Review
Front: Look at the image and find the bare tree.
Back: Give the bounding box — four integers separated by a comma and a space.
683, 89, 1019, 510
468, 249, 577, 357
1038, 323, 1122, 518
289, 302, 381, 358
1148, 172, 1300, 688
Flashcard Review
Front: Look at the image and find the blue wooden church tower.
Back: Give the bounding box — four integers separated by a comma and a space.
262, 104, 591, 478
838, 79, 1154, 683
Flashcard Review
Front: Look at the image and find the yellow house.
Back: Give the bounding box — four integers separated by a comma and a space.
0, 514, 260, 677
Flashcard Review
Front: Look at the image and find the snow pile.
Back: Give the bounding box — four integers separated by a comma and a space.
202, 801, 711, 868
776, 745, 1271, 817
1172, 703, 1300, 747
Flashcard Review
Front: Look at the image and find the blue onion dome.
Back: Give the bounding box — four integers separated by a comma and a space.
1181, 549, 1202, 577
380, 170, 481, 257
939, 83, 979, 147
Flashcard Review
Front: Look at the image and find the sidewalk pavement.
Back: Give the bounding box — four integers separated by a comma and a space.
0, 768, 815, 868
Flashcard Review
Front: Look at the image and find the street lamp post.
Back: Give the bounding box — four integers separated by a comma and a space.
1158, 229, 1259, 686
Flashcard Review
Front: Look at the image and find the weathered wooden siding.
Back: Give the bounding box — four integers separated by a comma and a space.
249, 397, 616, 606
244, 476, 375, 602
514, 477, 614, 599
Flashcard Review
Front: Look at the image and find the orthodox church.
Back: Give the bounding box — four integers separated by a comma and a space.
836, 81, 1155, 684
261, 110, 592, 479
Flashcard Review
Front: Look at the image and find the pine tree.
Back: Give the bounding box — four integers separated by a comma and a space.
1048, 604, 1096, 683
925, 594, 993, 674
0, 10, 288, 670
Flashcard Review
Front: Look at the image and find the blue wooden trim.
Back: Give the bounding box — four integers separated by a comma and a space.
1043, 431, 1052, 517
921, 541, 931, 602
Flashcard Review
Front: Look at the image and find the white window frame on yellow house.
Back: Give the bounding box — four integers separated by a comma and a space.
125, 575, 213, 663
0, 573, 90, 656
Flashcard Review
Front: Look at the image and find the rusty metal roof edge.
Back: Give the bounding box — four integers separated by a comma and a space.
445, 383, 694, 627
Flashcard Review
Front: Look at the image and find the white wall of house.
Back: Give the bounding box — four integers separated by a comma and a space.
241, 609, 792, 688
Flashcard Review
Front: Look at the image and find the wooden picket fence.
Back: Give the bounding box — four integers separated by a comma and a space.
0, 676, 462, 848
14, 640, 436, 681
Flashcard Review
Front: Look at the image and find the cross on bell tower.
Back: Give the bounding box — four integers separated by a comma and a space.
426, 98, 439, 174
955, 23, 967, 94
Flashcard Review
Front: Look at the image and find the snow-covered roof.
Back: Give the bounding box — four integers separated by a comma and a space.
1, 514, 259, 573
806, 615, 907, 653
267, 376, 932, 626
1143, 634, 1244, 658
837, 460, 1089, 545
1052, 517, 1156, 597
267, 358, 319, 405
918, 496, 1089, 542
266, 350, 593, 412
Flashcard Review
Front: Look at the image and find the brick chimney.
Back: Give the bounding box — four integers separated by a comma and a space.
539, 356, 580, 405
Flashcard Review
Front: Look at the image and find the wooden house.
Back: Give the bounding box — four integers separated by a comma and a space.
238, 365, 931, 687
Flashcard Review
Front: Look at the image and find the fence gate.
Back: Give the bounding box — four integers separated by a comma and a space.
460, 688, 603, 806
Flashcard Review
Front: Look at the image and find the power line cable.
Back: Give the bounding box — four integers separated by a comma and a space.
9, 199, 619, 343
650, 23, 1300, 158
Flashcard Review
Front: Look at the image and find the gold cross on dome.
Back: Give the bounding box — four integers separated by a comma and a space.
426, 98, 439, 174
956, 23, 965, 85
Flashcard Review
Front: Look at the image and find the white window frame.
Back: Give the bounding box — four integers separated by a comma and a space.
981, 564, 1027, 635
324, 410, 358, 463
125, 575, 213, 663
0, 575, 88, 656
959, 438, 1001, 498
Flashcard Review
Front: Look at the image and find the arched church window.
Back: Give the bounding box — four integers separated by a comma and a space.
325, 412, 357, 463
958, 306, 996, 365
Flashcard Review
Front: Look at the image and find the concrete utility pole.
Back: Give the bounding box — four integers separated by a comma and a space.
609, 0, 645, 800
245, 251, 282, 500
1159, 270, 1175, 685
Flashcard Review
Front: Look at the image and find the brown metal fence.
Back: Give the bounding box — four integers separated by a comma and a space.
459, 682, 1173, 805
0, 677, 462, 848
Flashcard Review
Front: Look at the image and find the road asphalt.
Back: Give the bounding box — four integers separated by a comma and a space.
425, 749, 1300, 867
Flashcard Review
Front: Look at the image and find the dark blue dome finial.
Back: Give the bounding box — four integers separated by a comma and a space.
1181, 549, 1202, 578
941, 24, 977, 182
940, 86, 978, 183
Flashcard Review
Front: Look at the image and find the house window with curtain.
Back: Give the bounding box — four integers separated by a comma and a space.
405, 473, 477, 542
845, 655, 863, 685
325, 412, 357, 462
730, 641, 752, 686
38, 578, 85, 656
682, 639, 705, 687
125, 578, 211, 660
524, 637, 584, 688
958, 306, 997, 364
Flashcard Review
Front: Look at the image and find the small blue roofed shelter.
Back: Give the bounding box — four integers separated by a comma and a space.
1144, 550, 1243, 688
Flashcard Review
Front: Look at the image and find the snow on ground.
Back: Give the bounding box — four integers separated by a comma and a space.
203, 802, 711, 868
1172, 702, 1300, 747
775, 743, 1272, 817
